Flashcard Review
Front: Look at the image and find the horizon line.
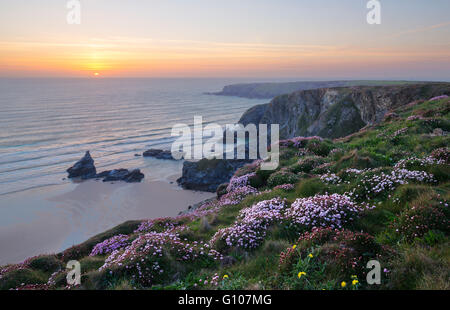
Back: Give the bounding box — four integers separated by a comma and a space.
0, 76, 449, 82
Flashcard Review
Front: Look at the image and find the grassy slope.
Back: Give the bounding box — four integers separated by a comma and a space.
1, 97, 449, 290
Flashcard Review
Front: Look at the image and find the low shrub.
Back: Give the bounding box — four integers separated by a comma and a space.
386, 243, 449, 290
391, 204, 449, 242
295, 178, 329, 197
27, 255, 63, 273
216, 183, 228, 198
279, 228, 387, 280
0, 268, 48, 290
293, 156, 326, 173
430, 147, 449, 164
267, 170, 299, 187
80, 256, 106, 273
305, 139, 333, 157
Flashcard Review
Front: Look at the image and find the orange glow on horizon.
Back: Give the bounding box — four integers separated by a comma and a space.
0, 37, 449, 77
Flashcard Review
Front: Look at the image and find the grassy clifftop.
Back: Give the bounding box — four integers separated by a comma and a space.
1, 96, 449, 290
210, 80, 429, 99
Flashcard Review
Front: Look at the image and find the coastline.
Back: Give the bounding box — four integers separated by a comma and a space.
0, 175, 214, 265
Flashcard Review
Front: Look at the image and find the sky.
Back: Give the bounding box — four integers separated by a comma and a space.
0, 0, 449, 80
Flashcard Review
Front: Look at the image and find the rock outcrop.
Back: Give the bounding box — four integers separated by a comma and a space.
67, 151, 97, 179
238, 83, 450, 139
67, 152, 145, 183
143, 149, 176, 160
177, 159, 250, 192
96, 169, 145, 183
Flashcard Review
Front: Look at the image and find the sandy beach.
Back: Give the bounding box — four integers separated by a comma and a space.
0, 175, 214, 265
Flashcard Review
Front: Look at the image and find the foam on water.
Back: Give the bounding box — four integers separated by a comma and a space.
0, 78, 266, 196
0, 77, 268, 264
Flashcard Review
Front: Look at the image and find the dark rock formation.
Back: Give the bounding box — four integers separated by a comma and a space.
238, 83, 450, 139
99, 169, 145, 183
216, 183, 229, 199
124, 169, 145, 182
177, 158, 250, 192
238, 104, 268, 127
67, 152, 144, 183
143, 149, 176, 160
67, 151, 97, 179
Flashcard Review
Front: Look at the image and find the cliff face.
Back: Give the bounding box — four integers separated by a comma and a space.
239, 83, 450, 139
209, 80, 427, 99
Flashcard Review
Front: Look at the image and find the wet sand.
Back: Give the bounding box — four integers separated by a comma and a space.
0, 177, 214, 265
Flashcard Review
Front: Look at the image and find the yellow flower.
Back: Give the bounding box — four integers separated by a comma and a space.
308, 253, 314, 258
298, 272, 306, 279
351, 275, 357, 279
352, 279, 359, 286
292, 245, 297, 249
223, 275, 229, 279
341, 281, 347, 288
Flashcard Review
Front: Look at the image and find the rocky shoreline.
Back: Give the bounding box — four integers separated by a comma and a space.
2, 86, 449, 290
67, 151, 144, 183
176, 158, 250, 192
66, 84, 450, 190
143, 149, 177, 160
66, 149, 249, 192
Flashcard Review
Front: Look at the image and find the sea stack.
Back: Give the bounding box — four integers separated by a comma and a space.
143, 149, 176, 160
66, 151, 97, 179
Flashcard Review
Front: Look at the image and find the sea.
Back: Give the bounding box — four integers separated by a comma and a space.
0, 77, 268, 264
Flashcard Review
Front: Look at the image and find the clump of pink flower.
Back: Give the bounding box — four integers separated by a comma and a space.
285, 194, 371, 229
211, 194, 371, 251
377, 127, 408, 139
210, 198, 288, 250
320, 173, 341, 184
394, 155, 445, 170
391, 127, 408, 139
227, 172, 256, 192
430, 147, 449, 164
219, 185, 258, 205
274, 184, 295, 191
350, 167, 435, 200
429, 95, 449, 101
135, 218, 178, 233
100, 225, 221, 285
90, 234, 130, 256
391, 203, 449, 241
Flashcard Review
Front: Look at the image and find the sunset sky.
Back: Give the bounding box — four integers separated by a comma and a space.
1, 0, 449, 80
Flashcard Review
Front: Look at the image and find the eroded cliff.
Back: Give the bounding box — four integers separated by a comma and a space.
239, 83, 450, 139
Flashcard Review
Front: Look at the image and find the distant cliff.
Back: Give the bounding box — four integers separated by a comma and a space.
208, 80, 427, 99
238, 83, 450, 139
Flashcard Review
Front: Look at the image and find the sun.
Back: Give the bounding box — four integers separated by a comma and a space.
93, 72, 100, 77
